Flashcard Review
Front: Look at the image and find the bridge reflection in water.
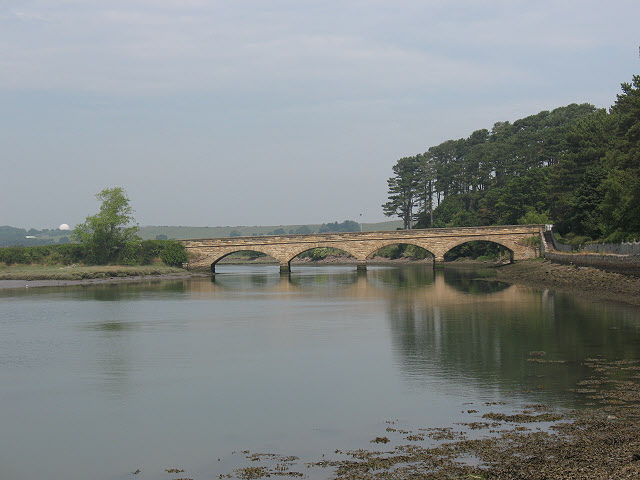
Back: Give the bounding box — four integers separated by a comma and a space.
188, 266, 518, 307
185, 265, 640, 405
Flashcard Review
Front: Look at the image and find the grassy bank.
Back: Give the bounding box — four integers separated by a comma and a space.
0, 264, 185, 281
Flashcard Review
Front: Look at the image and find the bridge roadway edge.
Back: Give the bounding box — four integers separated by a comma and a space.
181, 225, 543, 273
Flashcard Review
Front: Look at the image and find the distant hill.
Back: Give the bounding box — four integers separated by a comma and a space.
0, 225, 71, 247
1, 220, 404, 245
138, 220, 403, 240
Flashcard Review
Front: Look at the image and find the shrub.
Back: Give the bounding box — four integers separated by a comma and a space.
116, 240, 142, 266
0, 244, 86, 265
45, 244, 85, 265
0, 247, 28, 265
0, 240, 190, 267
139, 240, 166, 264
160, 240, 188, 267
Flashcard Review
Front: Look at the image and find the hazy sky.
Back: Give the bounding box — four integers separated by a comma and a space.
2, 1, 639, 229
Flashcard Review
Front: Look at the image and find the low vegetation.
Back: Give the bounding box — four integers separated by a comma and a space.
0, 264, 184, 281
0, 188, 189, 277
0, 239, 188, 267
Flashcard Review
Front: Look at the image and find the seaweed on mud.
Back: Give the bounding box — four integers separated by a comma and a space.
213, 358, 640, 480
481, 412, 564, 423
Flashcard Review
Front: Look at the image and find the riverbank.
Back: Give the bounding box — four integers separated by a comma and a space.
493, 259, 640, 306
0, 264, 197, 289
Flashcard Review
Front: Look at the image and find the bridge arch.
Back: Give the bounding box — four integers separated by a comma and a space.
280, 244, 363, 272
287, 245, 358, 262
442, 238, 516, 263
364, 241, 436, 261
205, 246, 286, 273
285, 244, 364, 261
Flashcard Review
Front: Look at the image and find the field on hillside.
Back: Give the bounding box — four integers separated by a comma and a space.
138, 220, 403, 240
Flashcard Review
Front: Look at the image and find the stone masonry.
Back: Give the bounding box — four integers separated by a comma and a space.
182, 225, 543, 273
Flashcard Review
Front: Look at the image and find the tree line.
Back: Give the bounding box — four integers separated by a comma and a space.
230, 220, 361, 237
383, 74, 640, 244
0, 226, 72, 247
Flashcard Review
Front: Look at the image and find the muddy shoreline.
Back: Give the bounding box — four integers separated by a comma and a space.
224, 359, 640, 480
492, 259, 640, 306
0, 271, 203, 290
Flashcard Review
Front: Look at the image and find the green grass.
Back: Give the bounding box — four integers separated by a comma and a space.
0, 264, 184, 281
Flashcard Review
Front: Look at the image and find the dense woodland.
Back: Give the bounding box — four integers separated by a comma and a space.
383, 74, 640, 245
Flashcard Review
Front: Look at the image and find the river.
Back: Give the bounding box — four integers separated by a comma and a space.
1, 265, 640, 480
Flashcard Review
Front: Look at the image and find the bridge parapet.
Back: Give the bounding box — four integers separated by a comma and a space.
182, 225, 543, 273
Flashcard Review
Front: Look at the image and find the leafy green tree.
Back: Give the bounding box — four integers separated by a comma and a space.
548, 109, 613, 237
382, 156, 426, 229
600, 74, 640, 237
517, 208, 550, 225
487, 169, 549, 225
72, 187, 140, 264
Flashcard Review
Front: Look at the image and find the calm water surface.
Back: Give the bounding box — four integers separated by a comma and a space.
2, 265, 640, 480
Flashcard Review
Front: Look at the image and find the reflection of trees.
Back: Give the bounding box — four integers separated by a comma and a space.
369, 266, 435, 289
386, 278, 640, 405
208, 271, 283, 290
83, 281, 188, 301
206, 267, 362, 293
0, 280, 188, 300
288, 270, 359, 289
443, 268, 510, 294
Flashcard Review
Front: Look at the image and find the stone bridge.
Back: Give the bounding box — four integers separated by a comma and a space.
182, 224, 543, 273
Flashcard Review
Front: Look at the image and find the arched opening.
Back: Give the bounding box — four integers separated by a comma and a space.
443, 241, 513, 264
367, 243, 434, 263
290, 247, 356, 265
212, 250, 279, 273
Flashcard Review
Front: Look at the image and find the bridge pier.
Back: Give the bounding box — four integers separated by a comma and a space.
433, 256, 445, 268
356, 260, 367, 272
279, 262, 291, 274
